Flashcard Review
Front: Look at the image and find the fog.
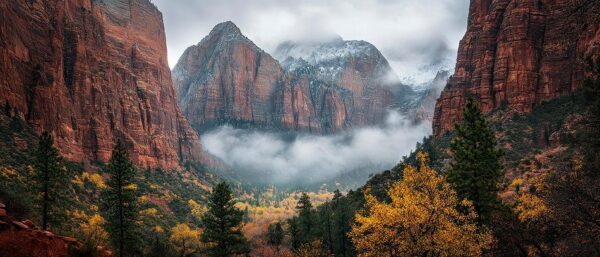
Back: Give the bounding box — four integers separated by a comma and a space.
202, 112, 430, 186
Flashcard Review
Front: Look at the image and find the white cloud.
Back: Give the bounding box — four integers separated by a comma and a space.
152, 0, 469, 84
201, 111, 431, 185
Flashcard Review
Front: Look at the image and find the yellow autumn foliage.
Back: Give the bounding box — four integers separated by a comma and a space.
169, 223, 202, 256
72, 172, 107, 190
350, 151, 492, 257
188, 199, 208, 220
79, 213, 109, 247
515, 193, 548, 222
293, 240, 328, 257
139, 208, 160, 218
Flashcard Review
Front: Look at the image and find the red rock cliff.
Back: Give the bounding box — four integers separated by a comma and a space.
0, 0, 205, 168
173, 22, 407, 134
433, 0, 600, 136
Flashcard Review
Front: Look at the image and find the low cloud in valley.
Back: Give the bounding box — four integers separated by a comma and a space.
202, 112, 431, 186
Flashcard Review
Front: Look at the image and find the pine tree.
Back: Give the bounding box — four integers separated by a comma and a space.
200, 182, 249, 257
331, 190, 352, 257
101, 140, 141, 257
289, 217, 301, 250
318, 204, 334, 255
266, 222, 284, 252
447, 98, 503, 223
296, 193, 313, 244
34, 131, 71, 232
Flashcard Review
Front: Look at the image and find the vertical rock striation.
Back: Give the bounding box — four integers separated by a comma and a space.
433, 0, 600, 136
173, 22, 414, 134
0, 0, 205, 168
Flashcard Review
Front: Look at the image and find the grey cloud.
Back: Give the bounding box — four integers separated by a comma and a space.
201, 112, 431, 186
151, 0, 469, 84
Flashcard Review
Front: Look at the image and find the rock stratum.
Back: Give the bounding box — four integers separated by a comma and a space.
0, 0, 206, 168
433, 0, 600, 136
173, 22, 417, 134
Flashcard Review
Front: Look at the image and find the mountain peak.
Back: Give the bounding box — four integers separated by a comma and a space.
210, 21, 241, 35
198, 21, 262, 52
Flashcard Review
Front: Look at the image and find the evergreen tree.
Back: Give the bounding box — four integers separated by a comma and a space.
146, 234, 176, 257
447, 98, 503, 223
266, 222, 284, 252
34, 131, 71, 232
331, 190, 352, 257
101, 140, 141, 257
200, 182, 249, 257
295, 193, 313, 244
289, 217, 301, 250
318, 204, 334, 255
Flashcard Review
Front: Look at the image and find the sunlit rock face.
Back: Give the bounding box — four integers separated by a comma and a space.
173, 22, 419, 134
0, 0, 206, 168
433, 0, 600, 136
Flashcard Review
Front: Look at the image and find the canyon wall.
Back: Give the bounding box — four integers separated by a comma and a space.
0, 0, 205, 168
433, 0, 600, 136
173, 22, 411, 134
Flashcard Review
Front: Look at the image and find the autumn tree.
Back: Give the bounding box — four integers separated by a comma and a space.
293, 240, 328, 257
350, 152, 492, 257
447, 98, 503, 223
200, 182, 249, 257
101, 140, 141, 257
169, 223, 202, 257
510, 64, 600, 255
267, 222, 284, 252
71, 212, 110, 257
34, 131, 71, 231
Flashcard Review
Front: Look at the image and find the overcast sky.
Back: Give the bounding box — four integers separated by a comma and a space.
152, 0, 469, 84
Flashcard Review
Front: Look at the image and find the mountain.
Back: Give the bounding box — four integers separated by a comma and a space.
172, 21, 296, 131
412, 70, 451, 122
0, 0, 206, 168
274, 37, 414, 125
173, 22, 419, 134
433, 0, 600, 136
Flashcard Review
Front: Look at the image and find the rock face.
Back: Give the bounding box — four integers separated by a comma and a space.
173, 22, 413, 133
433, 0, 600, 136
413, 71, 451, 122
275, 37, 404, 131
0, 0, 205, 168
0, 203, 112, 257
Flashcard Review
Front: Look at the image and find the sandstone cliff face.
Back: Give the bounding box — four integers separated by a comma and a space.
173, 22, 295, 131
0, 0, 204, 168
275, 37, 399, 131
433, 0, 600, 136
173, 22, 411, 133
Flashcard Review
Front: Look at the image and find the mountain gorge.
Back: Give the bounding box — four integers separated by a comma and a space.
1, 0, 598, 256
173, 21, 422, 134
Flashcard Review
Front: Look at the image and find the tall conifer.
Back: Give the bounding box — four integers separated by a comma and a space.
101, 140, 141, 257
200, 182, 249, 257
447, 98, 503, 223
